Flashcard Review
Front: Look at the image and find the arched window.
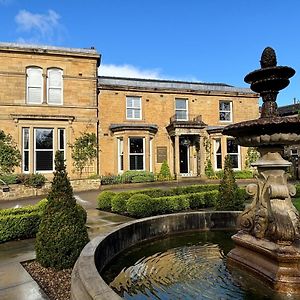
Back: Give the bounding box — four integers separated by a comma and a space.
26, 67, 43, 104
47, 68, 63, 105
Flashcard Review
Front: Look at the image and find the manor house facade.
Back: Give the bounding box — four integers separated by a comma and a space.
0, 43, 259, 179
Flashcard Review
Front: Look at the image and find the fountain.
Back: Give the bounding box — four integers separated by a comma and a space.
224, 47, 300, 294
71, 48, 300, 299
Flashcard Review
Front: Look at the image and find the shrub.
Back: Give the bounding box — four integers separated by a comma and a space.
216, 155, 244, 211
126, 194, 154, 218
0, 173, 19, 185
100, 174, 122, 185
205, 159, 215, 178
123, 170, 155, 183
17, 173, 46, 188
158, 160, 172, 181
152, 195, 190, 214
97, 191, 116, 211
111, 192, 133, 213
0, 130, 21, 174
295, 184, 300, 198
35, 151, 89, 270
0, 199, 47, 243
170, 184, 219, 195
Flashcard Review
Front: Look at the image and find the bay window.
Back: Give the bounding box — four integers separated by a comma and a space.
129, 137, 145, 170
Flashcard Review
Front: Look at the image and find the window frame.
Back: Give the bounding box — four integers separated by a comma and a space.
175, 98, 188, 121
226, 138, 240, 170
117, 137, 124, 174
128, 137, 145, 170
126, 96, 142, 120
214, 138, 222, 170
47, 68, 63, 105
22, 128, 30, 173
34, 128, 55, 173
26, 67, 43, 104
219, 100, 232, 122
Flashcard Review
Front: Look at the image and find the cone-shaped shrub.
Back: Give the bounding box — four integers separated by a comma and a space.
216, 155, 244, 211
35, 151, 89, 270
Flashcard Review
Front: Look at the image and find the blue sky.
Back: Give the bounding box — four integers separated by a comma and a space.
0, 0, 299, 106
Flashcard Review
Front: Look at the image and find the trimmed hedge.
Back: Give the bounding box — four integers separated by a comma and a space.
0, 199, 47, 243
111, 192, 133, 213
126, 194, 153, 218
0, 199, 86, 244
97, 191, 116, 211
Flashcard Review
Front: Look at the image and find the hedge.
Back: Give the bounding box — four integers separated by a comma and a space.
0, 199, 47, 243
0, 199, 87, 243
111, 192, 133, 213
97, 191, 116, 211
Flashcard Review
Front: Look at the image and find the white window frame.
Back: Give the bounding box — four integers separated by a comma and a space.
219, 100, 232, 122
47, 68, 63, 105
128, 137, 145, 170
26, 67, 43, 104
149, 138, 153, 173
34, 128, 54, 173
175, 98, 188, 121
214, 138, 222, 170
117, 138, 124, 173
22, 128, 30, 173
126, 96, 142, 120
58, 128, 66, 159
226, 138, 240, 170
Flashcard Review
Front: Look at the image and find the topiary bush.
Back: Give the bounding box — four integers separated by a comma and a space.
35, 151, 89, 270
158, 160, 172, 181
97, 191, 116, 211
215, 155, 244, 211
205, 159, 215, 178
152, 195, 190, 214
126, 194, 154, 218
111, 192, 133, 214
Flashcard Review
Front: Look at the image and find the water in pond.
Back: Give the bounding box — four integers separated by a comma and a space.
102, 231, 287, 300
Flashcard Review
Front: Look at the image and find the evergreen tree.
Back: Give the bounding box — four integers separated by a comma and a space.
35, 151, 89, 270
158, 160, 172, 180
216, 155, 244, 211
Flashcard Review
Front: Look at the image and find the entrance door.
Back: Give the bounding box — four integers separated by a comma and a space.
180, 144, 189, 173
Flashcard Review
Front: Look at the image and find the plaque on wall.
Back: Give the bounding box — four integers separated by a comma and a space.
157, 146, 167, 163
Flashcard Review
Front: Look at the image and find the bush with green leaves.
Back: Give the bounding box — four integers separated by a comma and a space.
69, 132, 97, 177
126, 194, 154, 218
97, 191, 116, 211
111, 192, 133, 213
35, 151, 89, 270
0, 173, 19, 185
216, 155, 244, 211
152, 195, 190, 215
158, 160, 172, 180
0, 199, 47, 243
17, 173, 46, 188
188, 190, 219, 209
0, 130, 21, 175
215, 170, 253, 179
205, 159, 215, 178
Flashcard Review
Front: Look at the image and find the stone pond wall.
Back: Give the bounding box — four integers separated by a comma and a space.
0, 179, 100, 201
71, 211, 240, 300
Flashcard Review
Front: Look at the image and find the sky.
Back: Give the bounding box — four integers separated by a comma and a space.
0, 0, 299, 106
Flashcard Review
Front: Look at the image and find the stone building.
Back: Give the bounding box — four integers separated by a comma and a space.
0, 42, 259, 179
0, 43, 100, 178
98, 77, 259, 177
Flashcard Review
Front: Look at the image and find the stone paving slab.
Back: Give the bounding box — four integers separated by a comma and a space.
0, 262, 49, 300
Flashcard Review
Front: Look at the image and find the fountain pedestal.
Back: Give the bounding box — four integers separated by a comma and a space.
224, 47, 300, 294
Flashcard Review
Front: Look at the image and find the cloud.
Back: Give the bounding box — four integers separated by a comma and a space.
98, 64, 161, 79
15, 9, 65, 44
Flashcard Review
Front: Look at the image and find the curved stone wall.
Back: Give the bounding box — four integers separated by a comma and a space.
71, 211, 240, 300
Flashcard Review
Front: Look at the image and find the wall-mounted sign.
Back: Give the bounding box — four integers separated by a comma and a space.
157, 146, 167, 163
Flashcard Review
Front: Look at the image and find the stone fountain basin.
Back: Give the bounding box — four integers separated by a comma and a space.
223, 116, 300, 147
70, 211, 239, 300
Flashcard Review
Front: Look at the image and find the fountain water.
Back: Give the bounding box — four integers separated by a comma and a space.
224, 47, 300, 294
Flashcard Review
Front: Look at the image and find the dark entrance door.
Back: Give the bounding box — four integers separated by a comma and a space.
180, 145, 188, 173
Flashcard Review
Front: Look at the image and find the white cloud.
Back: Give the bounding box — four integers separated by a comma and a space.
15, 9, 65, 44
98, 64, 161, 79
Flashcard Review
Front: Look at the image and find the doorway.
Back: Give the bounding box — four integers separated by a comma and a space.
179, 144, 189, 174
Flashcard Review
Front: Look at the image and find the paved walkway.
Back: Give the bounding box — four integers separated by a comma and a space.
0, 178, 258, 299
0, 193, 132, 300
